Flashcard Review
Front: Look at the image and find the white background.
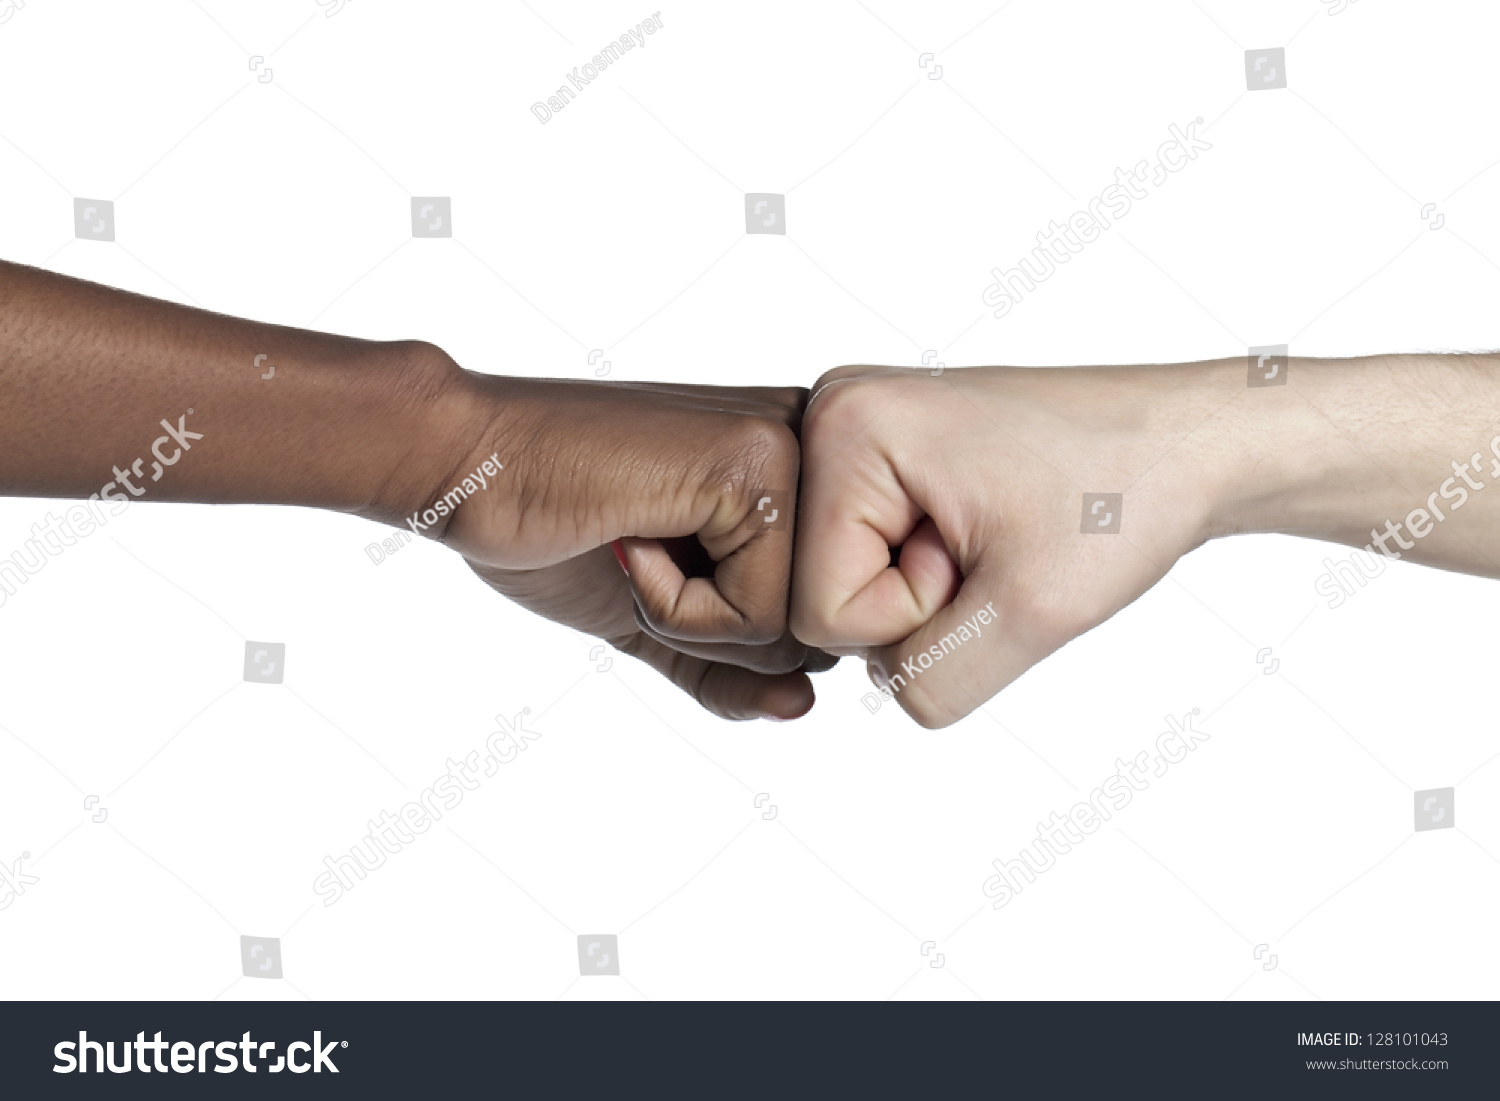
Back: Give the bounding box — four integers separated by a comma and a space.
2, 0, 1499, 1001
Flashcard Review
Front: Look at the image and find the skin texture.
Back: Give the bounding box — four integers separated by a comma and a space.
444, 376, 836, 719
791, 358, 1500, 728
11, 257, 1500, 728
0, 259, 828, 721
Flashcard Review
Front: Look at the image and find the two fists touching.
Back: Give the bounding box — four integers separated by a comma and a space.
3, 261, 1488, 726
437, 363, 1224, 728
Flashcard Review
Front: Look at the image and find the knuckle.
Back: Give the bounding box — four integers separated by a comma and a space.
727, 637, 807, 675
733, 414, 799, 476
631, 594, 675, 637
801, 372, 898, 450
734, 612, 785, 646
750, 616, 790, 645
788, 604, 836, 650
802, 376, 861, 442
810, 363, 879, 394
721, 573, 789, 644
699, 414, 800, 513
758, 642, 811, 675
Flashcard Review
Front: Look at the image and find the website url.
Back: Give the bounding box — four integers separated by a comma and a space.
1307, 1058, 1448, 1071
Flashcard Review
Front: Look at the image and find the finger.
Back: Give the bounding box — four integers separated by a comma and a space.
624, 526, 793, 645
621, 418, 800, 645
698, 418, 802, 641
869, 508, 1180, 727
630, 602, 839, 675
790, 380, 956, 649
799, 647, 842, 674
899, 516, 963, 608
612, 633, 816, 721
621, 535, 759, 642
620, 531, 793, 646
866, 567, 1019, 729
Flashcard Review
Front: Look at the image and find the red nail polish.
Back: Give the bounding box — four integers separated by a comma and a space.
611, 538, 629, 576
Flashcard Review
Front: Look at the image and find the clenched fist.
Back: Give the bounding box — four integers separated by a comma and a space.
8, 259, 1500, 728
435, 373, 835, 722
791, 356, 1500, 726
788, 363, 1237, 727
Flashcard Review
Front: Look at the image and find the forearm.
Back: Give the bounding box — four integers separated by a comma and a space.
0, 259, 480, 526
795, 355, 1500, 727
1197, 353, 1500, 575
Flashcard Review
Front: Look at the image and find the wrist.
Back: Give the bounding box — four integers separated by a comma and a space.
1203, 353, 1500, 554
1194, 356, 1357, 543
357, 340, 502, 535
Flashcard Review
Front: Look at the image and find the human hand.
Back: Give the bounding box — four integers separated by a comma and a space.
9, 252, 1494, 726
789, 363, 1236, 727
427, 372, 834, 721
0, 256, 829, 722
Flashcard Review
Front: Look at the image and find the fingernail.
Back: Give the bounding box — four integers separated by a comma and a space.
611, 538, 629, 576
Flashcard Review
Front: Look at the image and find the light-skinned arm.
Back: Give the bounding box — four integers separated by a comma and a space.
791, 357, 1500, 727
